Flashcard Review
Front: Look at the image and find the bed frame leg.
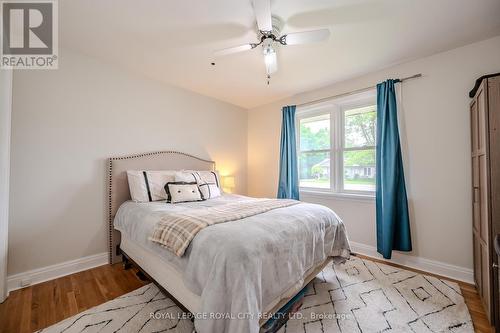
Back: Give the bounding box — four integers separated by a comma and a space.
190, 315, 196, 332
122, 256, 132, 270
136, 270, 148, 281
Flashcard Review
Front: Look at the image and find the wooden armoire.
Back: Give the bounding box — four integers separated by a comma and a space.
470, 73, 500, 327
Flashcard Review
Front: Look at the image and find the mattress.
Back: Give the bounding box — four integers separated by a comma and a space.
119, 234, 201, 312
119, 232, 332, 326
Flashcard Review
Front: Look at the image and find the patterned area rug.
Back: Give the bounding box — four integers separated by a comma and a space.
39, 257, 473, 333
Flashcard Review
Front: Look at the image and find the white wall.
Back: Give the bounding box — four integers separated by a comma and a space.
248, 36, 500, 274
0, 70, 13, 302
9, 48, 248, 276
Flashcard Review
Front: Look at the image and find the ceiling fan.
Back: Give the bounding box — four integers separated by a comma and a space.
213, 0, 331, 84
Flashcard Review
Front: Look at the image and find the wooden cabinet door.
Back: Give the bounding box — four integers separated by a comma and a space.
471, 97, 481, 290
471, 81, 492, 321
488, 77, 500, 329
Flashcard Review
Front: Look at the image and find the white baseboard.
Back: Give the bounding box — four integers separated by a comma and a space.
5, 243, 474, 292
350, 241, 474, 284
7, 252, 108, 292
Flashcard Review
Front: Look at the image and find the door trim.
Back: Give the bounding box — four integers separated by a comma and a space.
0, 69, 13, 303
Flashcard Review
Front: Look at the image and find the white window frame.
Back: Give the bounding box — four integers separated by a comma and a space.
296, 89, 376, 199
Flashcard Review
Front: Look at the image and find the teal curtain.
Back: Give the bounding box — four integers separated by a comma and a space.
277, 105, 299, 200
376, 80, 411, 259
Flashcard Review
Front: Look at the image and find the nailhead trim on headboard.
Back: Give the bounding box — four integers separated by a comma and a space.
107, 151, 216, 264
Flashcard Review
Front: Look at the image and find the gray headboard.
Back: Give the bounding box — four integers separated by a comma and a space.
107, 151, 215, 264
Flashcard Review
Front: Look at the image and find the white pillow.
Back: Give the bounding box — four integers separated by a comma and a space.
165, 182, 204, 204
126, 170, 149, 202
146, 171, 176, 201
174, 171, 198, 183
175, 170, 222, 199
126, 170, 175, 202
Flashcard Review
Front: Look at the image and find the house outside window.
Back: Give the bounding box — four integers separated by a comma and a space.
296, 89, 377, 196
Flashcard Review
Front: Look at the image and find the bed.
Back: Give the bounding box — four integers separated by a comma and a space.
108, 151, 351, 333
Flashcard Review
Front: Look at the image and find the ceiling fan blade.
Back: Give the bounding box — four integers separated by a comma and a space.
252, 0, 272, 32
213, 44, 255, 57
282, 29, 330, 45
264, 50, 277, 75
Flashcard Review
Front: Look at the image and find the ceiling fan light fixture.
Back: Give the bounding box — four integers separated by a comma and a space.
212, 0, 330, 84
264, 48, 277, 75
261, 37, 277, 75
262, 37, 274, 54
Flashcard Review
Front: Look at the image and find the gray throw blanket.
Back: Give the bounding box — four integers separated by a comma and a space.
179, 201, 351, 333
150, 198, 300, 256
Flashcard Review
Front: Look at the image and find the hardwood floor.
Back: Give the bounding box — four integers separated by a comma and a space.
0, 264, 147, 333
0, 257, 495, 333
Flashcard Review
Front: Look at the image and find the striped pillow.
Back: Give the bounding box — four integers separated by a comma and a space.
126, 170, 176, 202
175, 170, 222, 199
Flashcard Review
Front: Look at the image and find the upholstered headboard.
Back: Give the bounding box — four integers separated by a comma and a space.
107, 151, 215, 264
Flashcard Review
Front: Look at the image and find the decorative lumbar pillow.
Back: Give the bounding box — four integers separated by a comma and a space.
175, 170, 222, 199
126, 170, 176, 202
164, 182, 204, 204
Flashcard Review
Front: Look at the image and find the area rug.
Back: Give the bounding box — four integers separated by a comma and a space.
38, 257, 473, 333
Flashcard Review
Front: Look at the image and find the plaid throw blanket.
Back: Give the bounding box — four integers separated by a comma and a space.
150, 198, 299, 256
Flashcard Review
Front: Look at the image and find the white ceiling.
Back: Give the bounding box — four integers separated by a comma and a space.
60, 0, 500, 109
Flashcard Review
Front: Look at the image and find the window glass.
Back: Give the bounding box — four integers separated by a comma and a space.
343, 149, 376, 191
299, 151, 330, 188
299, 114, 330, 151
344, 106, 376, 148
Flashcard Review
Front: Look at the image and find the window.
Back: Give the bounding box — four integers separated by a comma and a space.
297, 90, 377, 195
298, 113, 330, 189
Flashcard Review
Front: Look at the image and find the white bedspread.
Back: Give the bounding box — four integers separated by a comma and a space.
114, 194, 351, 333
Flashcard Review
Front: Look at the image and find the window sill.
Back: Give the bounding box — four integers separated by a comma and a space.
299, 190, 375, 202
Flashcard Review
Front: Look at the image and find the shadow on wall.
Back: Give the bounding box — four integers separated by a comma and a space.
395, 83, 418, 259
